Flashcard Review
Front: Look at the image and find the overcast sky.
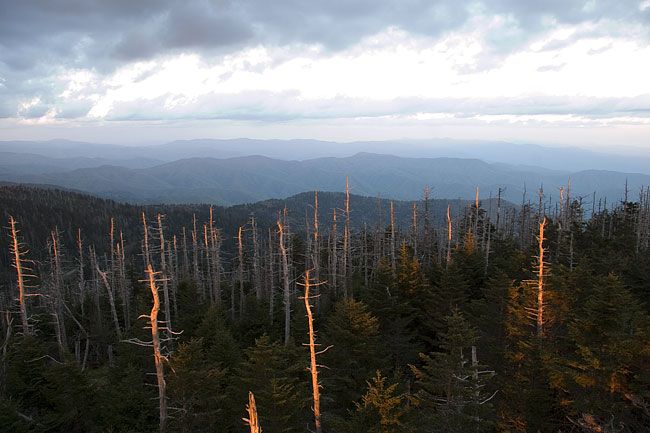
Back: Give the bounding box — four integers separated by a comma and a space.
1, 0, 649, 149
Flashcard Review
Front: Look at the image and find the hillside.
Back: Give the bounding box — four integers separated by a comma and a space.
0, 152, 645, 207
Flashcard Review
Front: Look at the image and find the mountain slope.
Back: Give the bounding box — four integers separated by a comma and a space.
0, 153, 646, 206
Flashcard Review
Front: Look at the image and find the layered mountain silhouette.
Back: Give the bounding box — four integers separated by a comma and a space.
0, 148, 647, 207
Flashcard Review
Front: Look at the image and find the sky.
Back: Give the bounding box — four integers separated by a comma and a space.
1, 0, 650, 150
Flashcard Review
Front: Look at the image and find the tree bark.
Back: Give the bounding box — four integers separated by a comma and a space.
302, 270, 323, 433
9, 216, 30, 335
146, 265, 167, 433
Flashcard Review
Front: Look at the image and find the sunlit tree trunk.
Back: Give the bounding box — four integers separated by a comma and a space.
301, 270, 325, 433
536, 218, 547, 338
243, 391, 261, 433
9, 216, 31, 335
146, 264, 167, 433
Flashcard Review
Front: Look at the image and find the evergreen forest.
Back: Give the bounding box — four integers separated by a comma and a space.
1, 183, 650, 433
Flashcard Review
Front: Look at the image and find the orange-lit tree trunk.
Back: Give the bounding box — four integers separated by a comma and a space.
243, 391, 261, 433
146, 264, 167, 433
536, 218, 547, 338
9, 216, 31, 335
301, 270, 325, 433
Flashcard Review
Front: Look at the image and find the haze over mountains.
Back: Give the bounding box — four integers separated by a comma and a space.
0, 138, 647, 207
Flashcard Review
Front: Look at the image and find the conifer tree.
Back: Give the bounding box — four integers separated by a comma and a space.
410, 310, 495, 433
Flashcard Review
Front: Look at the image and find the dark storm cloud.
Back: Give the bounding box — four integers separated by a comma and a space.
2, 0, 645, 74
1, 0, 648, 121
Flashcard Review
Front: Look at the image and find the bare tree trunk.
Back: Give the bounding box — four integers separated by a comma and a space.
313, 191, 320, 308
89, 246, 102, 329
343, 177, 350, 297
536, 218, 547, 338
157, 215, 173, 341
96, 265, 122, 338
243, 392, 261, 433
423, 187, 430, 264
238, 226, 246, 318
268, 227, 275, 322
211, 228, 222, 306
302, 270, 324, 433
181, 227, 189, 280
252, 216, 262, 302
208, 207, 220, 304
446, 204, 452, 267
191, 214, 202, 298
390, 201, 396, 273
49, 229, 67, 358
77, 228, 85, 316
171, 235, 179, 320
496, 188, 502, 238
278, 220, 291, 344
331, 209, 337, 294
146, 265, 167, 433
142, 213, 151, 270
117, 231, 130, 330
9, 216, 31, 335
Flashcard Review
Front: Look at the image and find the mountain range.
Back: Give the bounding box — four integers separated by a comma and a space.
0, 138, 647, 207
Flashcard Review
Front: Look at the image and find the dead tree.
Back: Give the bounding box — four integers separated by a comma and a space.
277, 220, 291, 344
77, 228, 85, 316
343, 177, 351, 297
157, 215, 173, 342
96, 265, 122, 338
243, 391, 262, 433
313, 192, 320, 307
267, 227, 275, 321
116, 231, 130, 330
9, 216, 35, 335
525, 218, 548, 338
251, 216, 262, 302
330, 209, 338, 294
48, 228, 67, 358
446, 205, 452, 267
238, 226, 246, 317
535, 218, 547, 338
147, 265, 168, 432
390, 201, 396, 273
300, 270, 329, 433
191, 214, 202, 298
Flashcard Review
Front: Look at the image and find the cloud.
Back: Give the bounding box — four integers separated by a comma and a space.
1, 0, 649, 146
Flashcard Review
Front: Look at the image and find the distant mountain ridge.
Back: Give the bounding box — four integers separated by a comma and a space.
2, 137, 650, 174
0, 151, 647, 207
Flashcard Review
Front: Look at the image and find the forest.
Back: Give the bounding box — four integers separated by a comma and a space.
1, 182, 649, 433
